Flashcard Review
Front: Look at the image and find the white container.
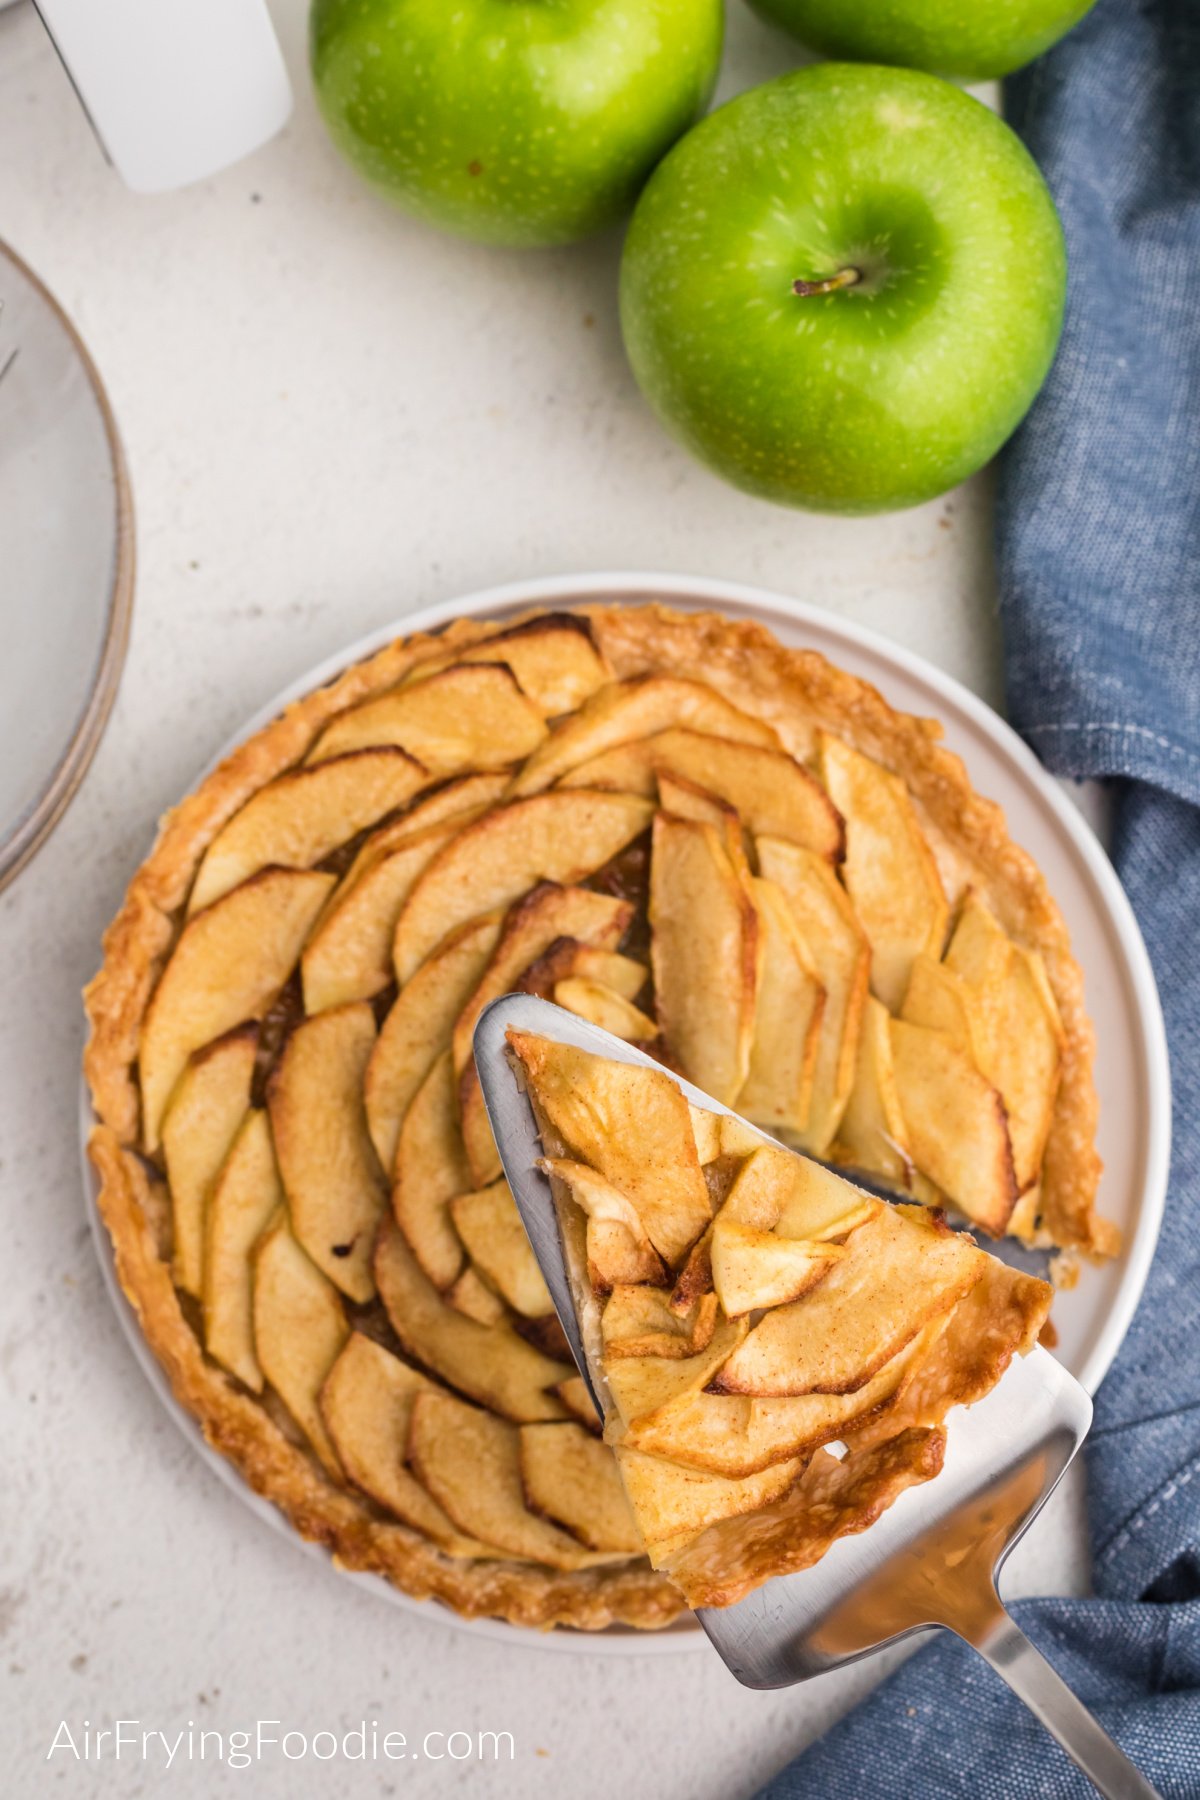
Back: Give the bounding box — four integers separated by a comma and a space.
32, 0, 292, 192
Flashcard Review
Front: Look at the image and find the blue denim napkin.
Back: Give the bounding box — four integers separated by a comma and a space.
758, 2, 1200, 1793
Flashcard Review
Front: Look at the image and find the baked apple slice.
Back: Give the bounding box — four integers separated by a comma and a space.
510, 675, 782, 796
407, 1392, 618, 1569
320, 1332, 503, 1555
739, 876, 825, 1135
756, 836, 870, 1155
307, 662, 547, 771
538, 1158, 668, 1292
267, 1002, 387, 1303
402, 613, 610, 715
817, 732, 949, 1012
139, 866, 334, 1151
300, 813, 481, 1014
374, 1216, 569, 1423
391, 1049, 472, 1289
650, 812, 759, 1107
364, 912, 502, 1176
711, 1205, 984, 1397
561, 727, 844, 862
519, 1423, 642, 1554
837, 994, 913, 1186
252, 1211, 348, 1478
890, 1019, 1019, 1235
603, 1315, 747, 1429
203, 1109, 283, 1390
942, 895, 1065, 1192
507, 1033, 711, 1267
552, 976, 658, 1042
621, 1330, 941, 1478
449, 1178, 554, 1318
555, 1375, 602, 1431
188, 749, 429, 915
444, 1265, 510, 1325
160, 1023, 257, 1298
453, 886, 631, 1068
393, 792, 651, 982
612, 1445, 802, 1555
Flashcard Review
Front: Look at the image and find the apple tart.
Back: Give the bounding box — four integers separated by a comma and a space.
84, 603, 1113, 1631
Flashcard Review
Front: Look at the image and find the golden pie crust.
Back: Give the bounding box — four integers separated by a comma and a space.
84, 603, 1114, 1633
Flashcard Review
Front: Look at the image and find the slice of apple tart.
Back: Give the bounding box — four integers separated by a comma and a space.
84, 602, 1111, 1630
509, 1031, 1052, 1609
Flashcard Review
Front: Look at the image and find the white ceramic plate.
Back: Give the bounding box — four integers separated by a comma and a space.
0, 238, 134, 893
81, 571, 1170, 1654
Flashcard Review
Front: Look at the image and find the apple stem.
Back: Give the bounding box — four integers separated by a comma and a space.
792, 268, 862, 298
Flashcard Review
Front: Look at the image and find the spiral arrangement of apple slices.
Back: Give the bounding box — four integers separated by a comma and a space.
84, 605, 1114, 1629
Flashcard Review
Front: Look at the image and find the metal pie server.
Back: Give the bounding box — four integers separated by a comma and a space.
473, 993, 1159, 1800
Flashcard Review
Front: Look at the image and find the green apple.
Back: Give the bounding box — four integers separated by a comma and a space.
309, 0, 724, 248
619, 65, 1066, 515
747, 0, 1097, 82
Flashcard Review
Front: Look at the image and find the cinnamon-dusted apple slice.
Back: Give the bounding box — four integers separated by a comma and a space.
890, 1019, 1019, 1235
450, 1178, 554, 1318
837, 994, 914, 1186
391, 1049, 471, 1289
444, 1264, 509, 1325
364, 913, 502, 1177
452, 883, 632, 1077
203, 1110, 283, 1389
375, 1216, 569, 1422
510, 676, 782, 797
739, 877, 825, 1135
756, 836, 870, 1156
707, 1146, 868, 1317
160, 1024, 258, 1297
252, 1211, 348, 1477
320, 1333, 503, 1555
508, 1033, 711, 1267
407, 1392, 614, 1569
724, 1141, 880, 1243
612, 1445, 802, 1554
712, 1204, 984, 1398
393, 792, 651, 982
519, 1423, 642, 1554
942, 894, 1066, 1192
604, 1315, 747, 1429
816, 732, 949, 1012
710, 1219, 844, 1320
622, 1330, 940, 1478
601, 1284, 716, 1359
650, 812, 759, 1107
188, 749, 430, 915
561, 727, 844, 860
552, 977, 659, 1043
139, 867, 334, 1151
403, 613, 610, 715
301, 814, 481, 1014
267, 1002, 386, 1303
307, 662, 547, 771
539, 1159, 669, 1292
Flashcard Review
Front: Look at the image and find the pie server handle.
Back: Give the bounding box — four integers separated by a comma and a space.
962, 1605, 1159, 1800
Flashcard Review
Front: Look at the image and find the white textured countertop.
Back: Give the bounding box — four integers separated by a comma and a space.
0, 3, 1088, 1795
